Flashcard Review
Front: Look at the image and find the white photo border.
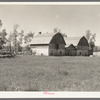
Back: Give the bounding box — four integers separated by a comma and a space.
0, 2, 100, 98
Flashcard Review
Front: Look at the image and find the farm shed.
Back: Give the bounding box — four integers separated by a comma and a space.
64, 36, 91, 56
64, 37, 80, 56
30, 32, 66, 56
65, 44, 77, 56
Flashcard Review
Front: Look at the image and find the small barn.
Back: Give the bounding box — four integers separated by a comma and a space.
65, 44, 77, 56
30, 32, 66, 56
64, 37, 81, 56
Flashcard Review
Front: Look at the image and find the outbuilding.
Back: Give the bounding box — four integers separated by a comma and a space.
64, 36, 91, 56
64, 37, 80, 56
77, 36, 90, 56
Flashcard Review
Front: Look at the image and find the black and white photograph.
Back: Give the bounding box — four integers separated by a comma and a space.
0, 2, 100, 95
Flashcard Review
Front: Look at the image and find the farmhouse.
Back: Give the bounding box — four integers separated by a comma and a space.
64, 36, 92, 56
30, 32, 66, 56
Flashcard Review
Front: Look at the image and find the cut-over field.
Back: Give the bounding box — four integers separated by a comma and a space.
0, 55, 100, 91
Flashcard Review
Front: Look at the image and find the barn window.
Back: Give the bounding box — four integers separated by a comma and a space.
55, 44, 59, 50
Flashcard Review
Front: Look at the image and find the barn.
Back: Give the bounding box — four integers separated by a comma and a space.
64, 37, 80, 56
30, 32, 66, 56
77, 36, 90, 56
64, 36, 92, 56
65, 44, 77, 56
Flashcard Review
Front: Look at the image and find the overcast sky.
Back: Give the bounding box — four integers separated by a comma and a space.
0, 5, 100, 45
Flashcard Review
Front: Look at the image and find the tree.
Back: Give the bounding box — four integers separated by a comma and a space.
0, 29, 7, 37
0, 38, 6, 49
53, 27, 67, 37
17, 30, 24, 52
24, 31, 34, 45
13, 24, 19, 54
0, 20, 8, 50
0, 20, 2, 31
53, 27, 61, 33
8, 24, 25, 54
0, 29, 7, 49
24, 32, 34, 53
85, 30, 92, 41
91, 33, 96, 42
0, 20, 3, 49
85, 30, 96, 54
62, 33, 67, 37
90, 33, 96, 52
18, 30, 24, 44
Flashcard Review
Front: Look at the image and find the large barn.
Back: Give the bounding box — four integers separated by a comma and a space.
64, 36, 92, 56
30, 32, 66, 56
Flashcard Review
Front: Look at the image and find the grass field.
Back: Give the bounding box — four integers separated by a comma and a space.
0, 55, 100, 91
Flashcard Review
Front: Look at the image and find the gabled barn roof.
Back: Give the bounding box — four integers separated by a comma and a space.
64, 37, 81, 47
30, 33, 55, 45
67, 44, 77, 50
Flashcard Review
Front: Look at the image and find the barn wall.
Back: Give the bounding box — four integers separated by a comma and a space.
31, 45, 49, 56
77, 46, 89, 50
65, 49, 77, 56
49, 44, 65, 56
77, 50, 89, 56
77, 46, 89, 56
76, 36, 90, 56
65, 44, 77, 56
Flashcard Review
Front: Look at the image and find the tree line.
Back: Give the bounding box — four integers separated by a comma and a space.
0, 20, 34, 55
0, 20, 97, 56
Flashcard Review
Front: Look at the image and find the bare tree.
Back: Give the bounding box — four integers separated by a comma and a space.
17, 30, 24, 52
85, 30, 92, 41
85, 30, 96, 54
8, 24, 24, 54
13, 24, 19, 54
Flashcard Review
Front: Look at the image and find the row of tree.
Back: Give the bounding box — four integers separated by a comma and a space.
0, 20, 34, 55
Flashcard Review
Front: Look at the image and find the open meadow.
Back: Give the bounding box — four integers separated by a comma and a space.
0, 55, 100, 91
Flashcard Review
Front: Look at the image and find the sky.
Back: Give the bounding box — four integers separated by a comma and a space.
0, 5, 100, 45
